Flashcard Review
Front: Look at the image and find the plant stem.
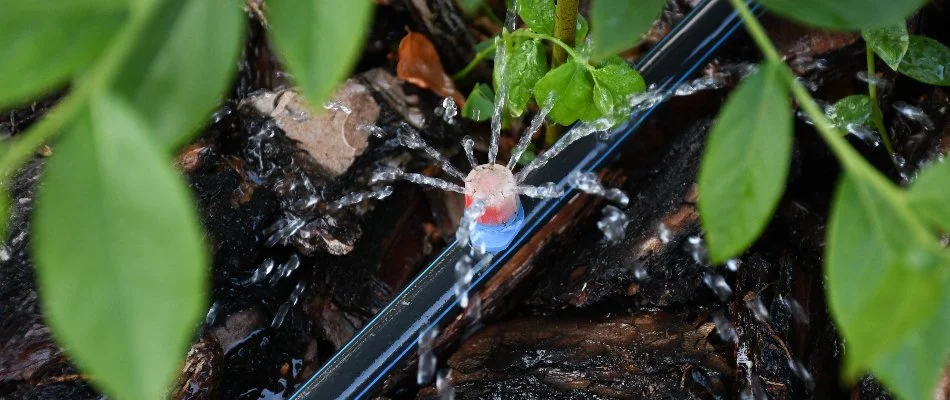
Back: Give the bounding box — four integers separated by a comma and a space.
514, 30, 589, 69
866, 42, 895, 156
453, 41, 498, 80
546, 0, 579, 144
551, 0, 579, 66
728, 0, 868, 173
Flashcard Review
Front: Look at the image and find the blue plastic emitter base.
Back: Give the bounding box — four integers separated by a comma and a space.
470, 201, 525, 252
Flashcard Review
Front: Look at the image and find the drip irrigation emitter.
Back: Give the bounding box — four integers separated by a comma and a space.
292, 1, 759, 398
465, 164, 524, 251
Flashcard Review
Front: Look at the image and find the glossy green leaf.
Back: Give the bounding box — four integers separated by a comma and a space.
517, 0, 555, 35
898, 35, 950, 86
590, 0, 666, 61
112, 0, 244, 150
756, 0, 925, 31
908, 160, 950, 232
591, 57, 646, 120
576, 15, 589, 44
0, 0, 127, 108
33, 95, 207, 400
826, 171, 950, 400
829, 94, 872, 131
494, 36, 548, 117
462, 83, 495, 122
863, 23, 909, 70
533, 59, 600, 125
698, 62, 792, 263
269, 0, 375, 114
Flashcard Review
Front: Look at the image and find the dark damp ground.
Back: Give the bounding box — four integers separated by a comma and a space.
2, 1, 950, 399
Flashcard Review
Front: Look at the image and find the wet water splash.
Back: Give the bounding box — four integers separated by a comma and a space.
455, 201, 486, 247
271, 254, 301, 284
788, 359, 815, 391
206, 301, 220, 326
508, 96, 554, 169
372, 166, 464, 193
436, 370, 455, 400
633, 265, 648, 281
712, 311, 738, 343
323, 101, 352, 114
745, 294, 770, 323
673, 75, 727, 96
781, 295, 809, 325
597, 205, 629, 243
516, 182, 564, 198
893, 101, 935, 131
845, 123, 882, 148
856, 71, 889, 89
702, 270, 732, 301
725, 258, 741, 272
264, 214, 307, 247
462, 136, 478, 168
396, 124, 467, 180
892, 153, 914, 184
417, 328, 440, 385
453, 254, 474, 308
441, 98, 458, 124
358, 124, 388, 138
329, 186, 393, 210
686, 236, 708, 264
515, 119, 613, 181
566, 171, 630, 206
658, 222, 672, 244
271, 281, 307, 329
245, 258, 277, 285
488, 36, 510, 165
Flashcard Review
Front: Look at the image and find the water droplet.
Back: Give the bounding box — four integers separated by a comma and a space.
712, 311, 737, 343
417, 328, 440, 384
745, 294, 770, 323
856, 71, 889, 89
436, 370, 455, 400
517, 182, 564, 198
781, 295, 810, 325
329, 186, 394, 210
634, 265, 648, 281
893, 101, 935, 131
726, 258, 741, 272
441, 98, 458, 124
788, 358, 815, 391
205, 301, 220, 325
845, 123, 882, 148
323, 101, 352, 114
462, 136, 478, 168
703, 271, 732, 301
567, 171, 629, 206
597, 205, 629, 243
658, 223, 672, 244
687, 236, 708, 264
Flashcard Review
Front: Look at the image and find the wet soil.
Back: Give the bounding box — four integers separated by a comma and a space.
2, 1, 950, 399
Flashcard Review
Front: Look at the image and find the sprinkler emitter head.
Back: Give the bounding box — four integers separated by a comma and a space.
464, 164, 524, 252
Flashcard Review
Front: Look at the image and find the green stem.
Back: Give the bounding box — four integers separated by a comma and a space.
453, 41, 498, 80
866, 42, 895, 156
0, 3, 159, 178
728, 0, 869, 173
514, 30, 589, 69
551, 0, 579, 66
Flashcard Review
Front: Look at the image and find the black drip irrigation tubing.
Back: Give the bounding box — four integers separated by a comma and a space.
292, 1, 758, 398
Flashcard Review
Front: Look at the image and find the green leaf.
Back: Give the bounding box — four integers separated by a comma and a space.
591, 57, 646, 121
517, 0, 555, 35
518, 144, 536, 165
826, 171, 950, 400
908, 160, 950, 232
494, 35, 548, 117
111, 0, 245, 150
462, 83, 495, 122
829, 94, 873, 131
898, 35, 950, 86
863, 23, 909, 70
576, 15, 589, 44
533, 59, 601, 125
0, 0, 128, 109
460, 0, 483, 15
33, 95, 208, 400
698, 62, 793, 263
269, 0, 375, 114
756, 0, 925, 31
590, 0, 666, 61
